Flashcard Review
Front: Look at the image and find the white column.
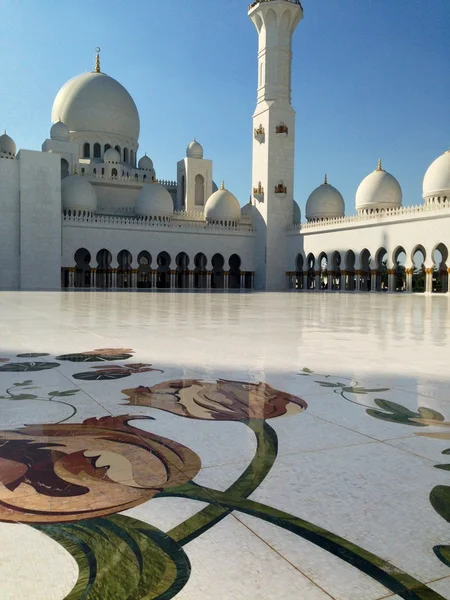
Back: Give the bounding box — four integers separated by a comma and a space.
90, 269, 96, 289
388, 271, 395, 292
314, 271, 320, 291
151, 271, 156, 289
355, 271, 361, 291
405, 269, 413, 293
170, 272, 176, 289
189, 272, 194, 289
425, 268, 433, 294
224, 272, 229, 290
302, 272, 308, 291
69, 269, 75, 289
370, 271, 377, 292
207, 271, 212, 289
111, 270, 117, 289
241, 273, 245, 289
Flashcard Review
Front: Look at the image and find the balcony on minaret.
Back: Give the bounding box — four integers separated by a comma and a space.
248, 0, 303, 10
254, 125, 265, 143
253, 182, 265, 200
276, 123, 289, 135
274, 181, 287, 196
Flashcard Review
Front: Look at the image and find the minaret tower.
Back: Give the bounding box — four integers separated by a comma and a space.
249, 0, 303, 290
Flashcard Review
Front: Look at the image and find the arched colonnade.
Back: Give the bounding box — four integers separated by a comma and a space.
63, 249, 254, 290
288, 243, 450, 294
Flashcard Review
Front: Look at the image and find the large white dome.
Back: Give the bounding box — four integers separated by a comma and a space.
52, 71, 140, 141
134, 183, 173, 218
356, 161, 402, 212
62, 175, 97, 213
205, 183, 241, 222
305, 177, 345, 221
423, 151, 450, 200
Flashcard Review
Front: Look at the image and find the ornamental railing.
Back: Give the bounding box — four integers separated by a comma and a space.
287, 200, 450, 232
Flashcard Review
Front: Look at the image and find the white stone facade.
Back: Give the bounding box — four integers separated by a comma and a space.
0, 0, 448, 293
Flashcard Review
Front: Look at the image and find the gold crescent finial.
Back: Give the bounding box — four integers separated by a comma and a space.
377, 158, 383, 171
220, 180, 225, 190
324, 173, 328, 185
95, 47, 101, 73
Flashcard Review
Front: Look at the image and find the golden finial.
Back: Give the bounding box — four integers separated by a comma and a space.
94, 47, 101, 73
324, 173, 328, 185
220, 180, 225, 190
377, 158, 383, 171
73, 163, 78, 175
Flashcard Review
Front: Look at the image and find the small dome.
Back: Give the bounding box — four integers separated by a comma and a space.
50, 120, 70, 142
305, 176, 345, 221
0, 132, 16, 157
62, 175, 97, 212
293, 200, 301, 224
186, 139, 203, 159
205, 183, 241, 222
138, 154, 153, 171
241, 200, 253, 218
356, 160, 402, 212
423, 151, 450, 200
134, 182, 173, 218
104, 147, 120, 163
52, 71, 140, 141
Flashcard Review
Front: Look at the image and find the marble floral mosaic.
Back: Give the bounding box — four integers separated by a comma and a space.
1, 348, 450, 599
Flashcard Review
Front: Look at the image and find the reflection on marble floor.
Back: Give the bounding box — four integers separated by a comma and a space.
0, 292, 449, 599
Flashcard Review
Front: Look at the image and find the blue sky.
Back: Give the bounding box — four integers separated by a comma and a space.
0, 0, 448, 213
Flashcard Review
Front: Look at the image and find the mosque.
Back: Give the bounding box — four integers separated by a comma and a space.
0, 0, 449, 293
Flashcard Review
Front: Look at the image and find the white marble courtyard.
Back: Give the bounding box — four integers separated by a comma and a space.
0, 291, 449, 600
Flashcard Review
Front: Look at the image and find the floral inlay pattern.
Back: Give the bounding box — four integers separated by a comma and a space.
0, 415, 201, 523
122, 379, 307, 421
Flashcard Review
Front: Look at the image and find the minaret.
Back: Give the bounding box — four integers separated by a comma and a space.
249, 0, 303, 290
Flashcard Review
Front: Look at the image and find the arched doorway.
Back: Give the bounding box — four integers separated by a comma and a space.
411, 245, 426, 293
331, 251, 341, 290
61, 158, 70, 180
432, 243, 448, 293
374, 247, 388, 291
318, 252, 328, 290
117, 250, 132, 288
176, 252, 190, 288
229, 254, 241, 289
306, 253, 315, 289
195, 174, 205, 206
74, 248, 91, 288
96, 249, 112, 289
137, 251, 152, 288
344, 250, 355, 290
211, 254, 225, 289
194, 253, 207, 289
295, 254, 304, 290
359, 248, 371, 291
157, 252, 171, 289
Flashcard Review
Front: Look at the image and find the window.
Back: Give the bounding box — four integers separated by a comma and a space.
195, 174, 205, 205
94, 143, 101, 158
112, 168, 118, 177
104, 144, 111, 152
83, 143, 90, 158
124, 148, 129, 163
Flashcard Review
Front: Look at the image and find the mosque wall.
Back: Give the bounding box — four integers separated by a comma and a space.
0, 158, 20, 289
18, 151, 62, 290
287, 207, 450, 269
61, 222, 255, 272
